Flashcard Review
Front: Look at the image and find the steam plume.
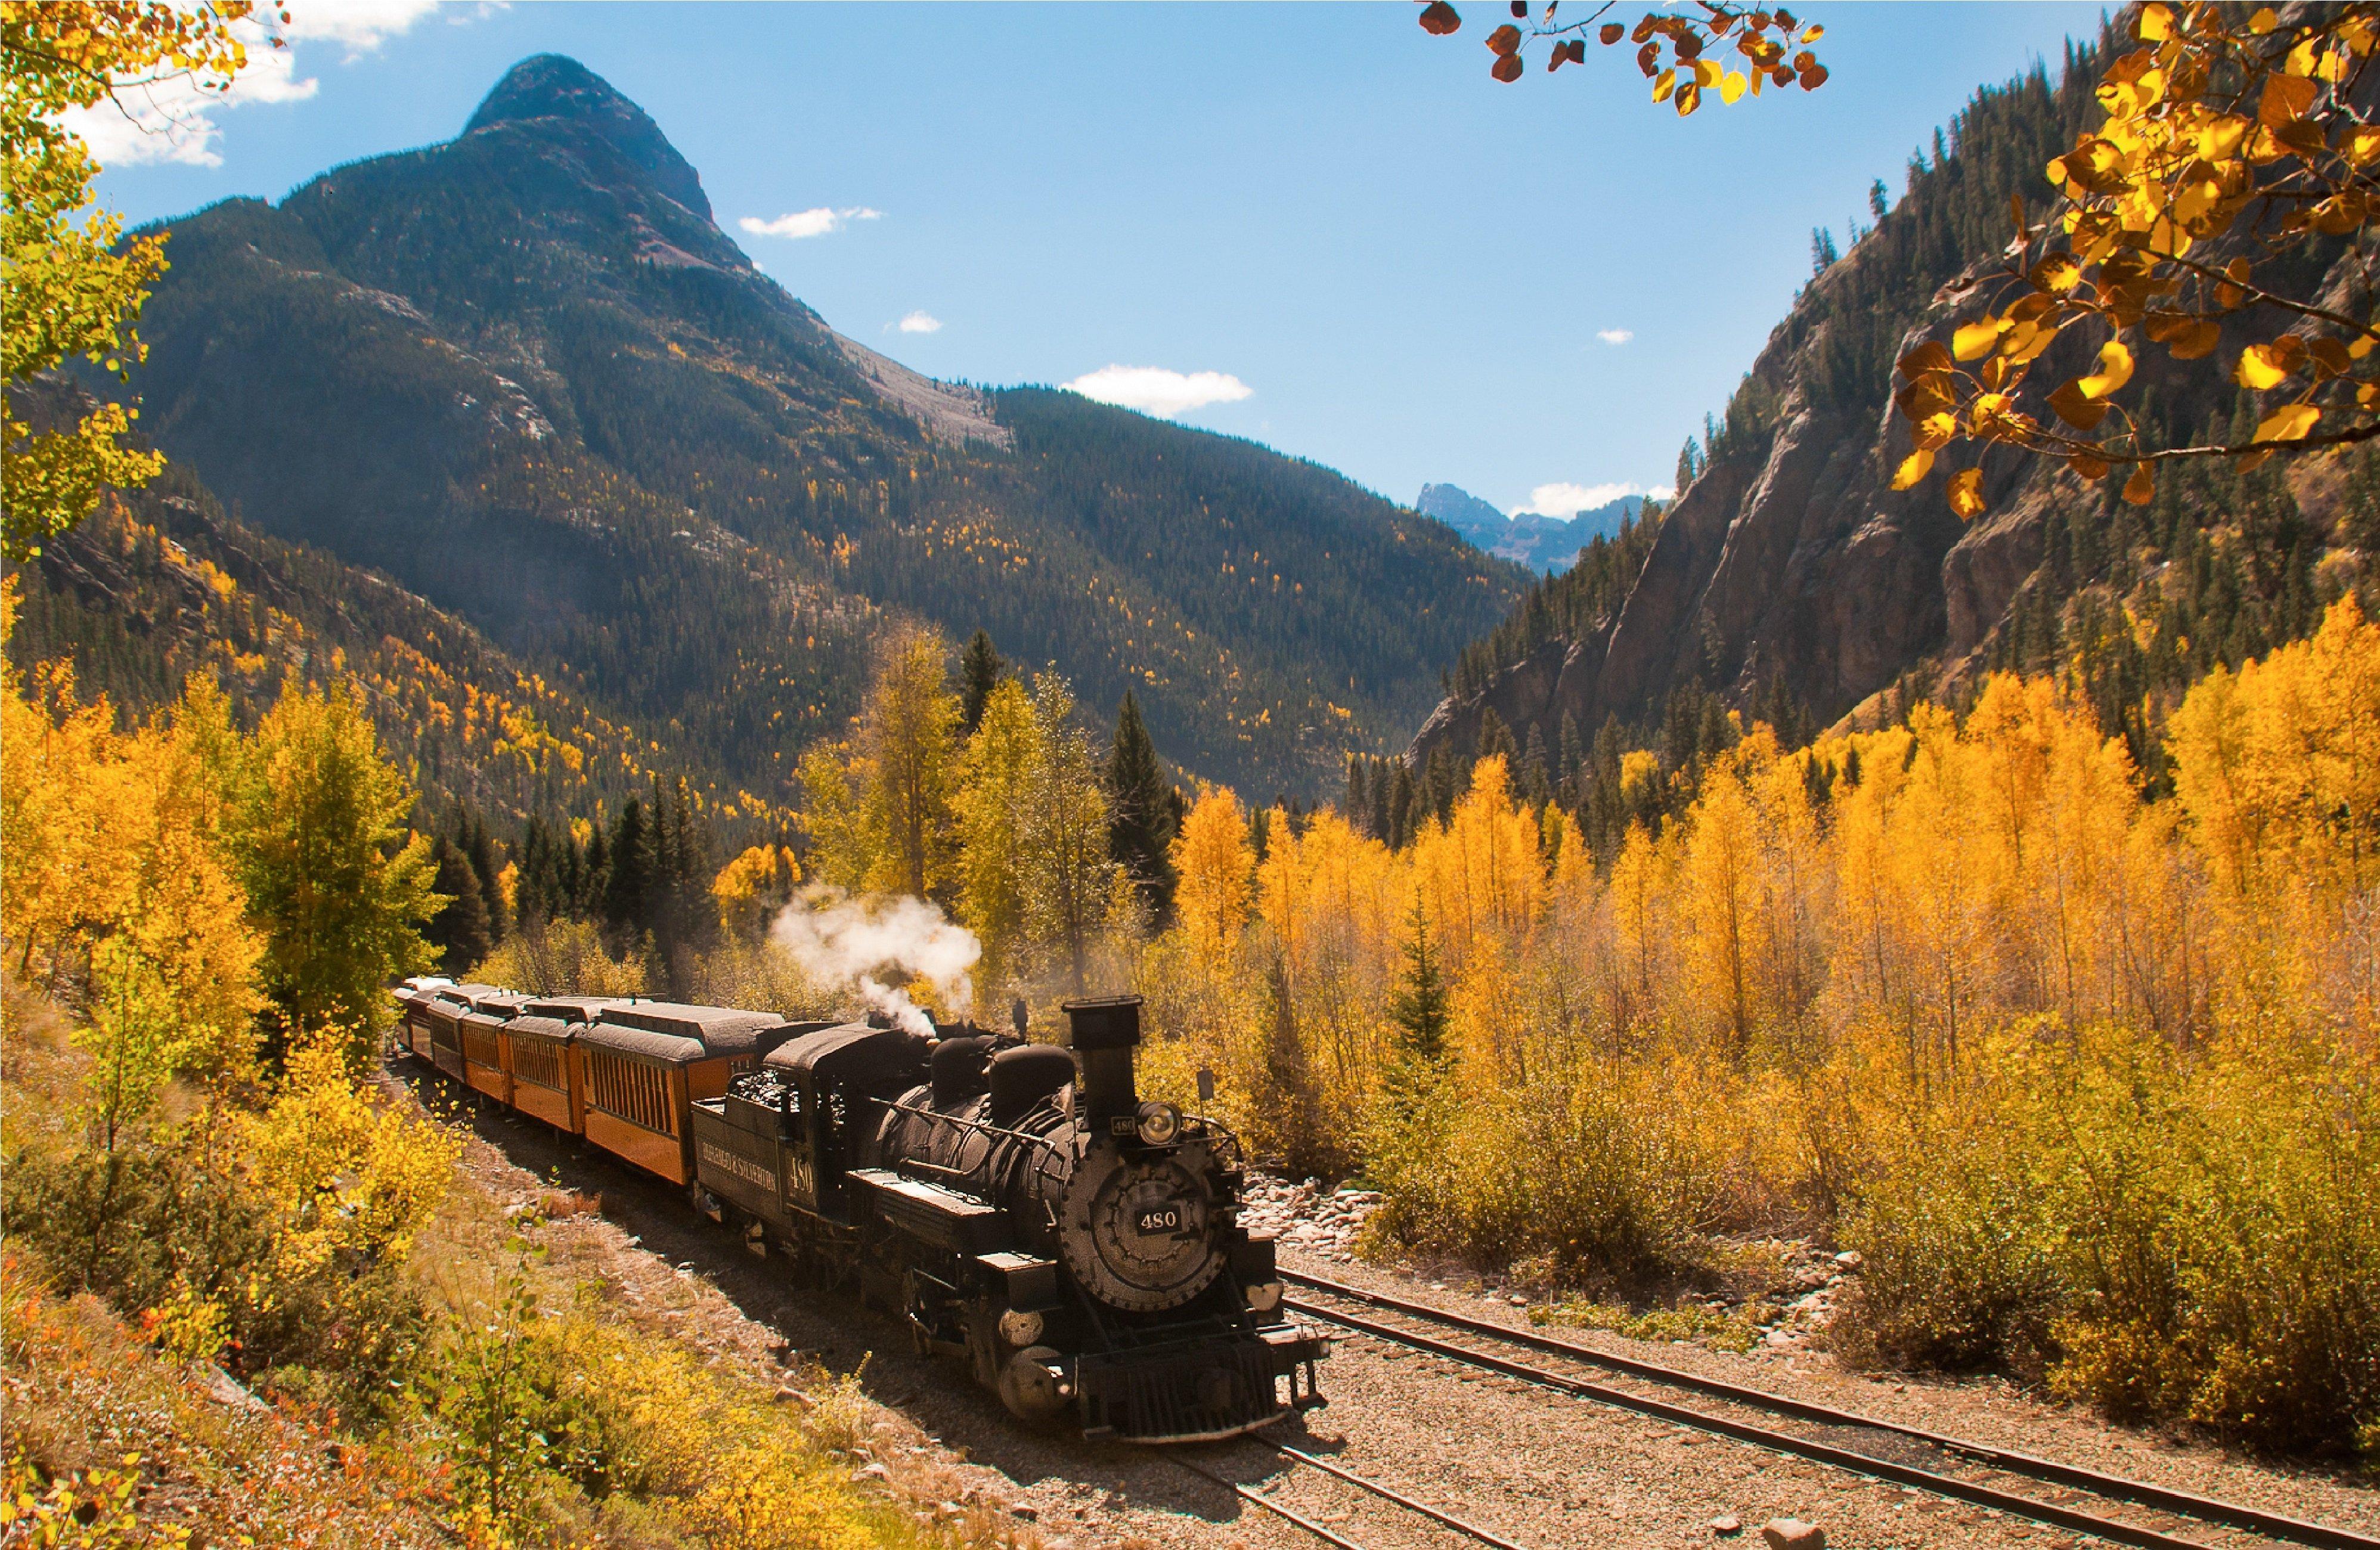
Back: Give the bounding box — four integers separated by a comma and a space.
770, 885, 980, 1037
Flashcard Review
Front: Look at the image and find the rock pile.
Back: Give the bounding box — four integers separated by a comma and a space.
1757, 1247, 1862, 1350
1236, 1174, 1381, 1261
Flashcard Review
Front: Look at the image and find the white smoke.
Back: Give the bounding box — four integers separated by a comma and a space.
770, 885, 980, 1037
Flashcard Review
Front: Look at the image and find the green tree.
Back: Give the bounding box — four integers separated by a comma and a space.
235, 682, 441, 1057
1382, 899, 1452, 1116
426, 835, 492, 974
1105, 690, 1178, 915
958, 627, 1005, 737
463, 810, 507, 946
1, 2, 258, 557
603, 798, 652, 946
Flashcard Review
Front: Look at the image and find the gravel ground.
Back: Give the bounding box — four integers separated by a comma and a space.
402, 1070, 2376, 1550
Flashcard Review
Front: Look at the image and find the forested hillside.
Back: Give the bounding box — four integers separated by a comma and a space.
100, 54, 1523, 800
1413, 25, 2374, 794
7, 452, 793, 831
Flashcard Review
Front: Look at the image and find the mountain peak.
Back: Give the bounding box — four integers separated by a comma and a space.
463, 54, 710, 219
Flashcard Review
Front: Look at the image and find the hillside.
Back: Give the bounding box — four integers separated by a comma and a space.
1412, 26, 2371, 783
6, 442, 792, 830
1417, 482, 1641, 574
101, 54, 1524, 799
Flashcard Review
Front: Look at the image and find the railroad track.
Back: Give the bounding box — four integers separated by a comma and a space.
1176, 1437, 1538, 1550
1276, 1268, 2378, 1550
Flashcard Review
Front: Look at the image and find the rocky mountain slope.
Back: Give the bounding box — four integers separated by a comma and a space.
101, 54, 1525, 801
1414, 29, 2365, 783
1417, 482, 1641, 574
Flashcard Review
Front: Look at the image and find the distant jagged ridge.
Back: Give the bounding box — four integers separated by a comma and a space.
1416, 482, 1641, 575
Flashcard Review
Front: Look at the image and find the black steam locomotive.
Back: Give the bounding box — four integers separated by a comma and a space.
392, 981, 1328, 1442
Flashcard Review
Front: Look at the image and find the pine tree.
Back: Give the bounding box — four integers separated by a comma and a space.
1105, 690, 1178, 914
1383, 900, 1451, 1115
1476, 706, 1519, 769
959, 628, 1005, 738
1344, 756, 1370, 835
1368, 758, 1393, 844
604, 798, 652, 946
582, 822, 611, 919
463, 810, 507, 946
1262, 954, 1335, 1181
1520, 723, 1552, 808
426, 835, 491, 974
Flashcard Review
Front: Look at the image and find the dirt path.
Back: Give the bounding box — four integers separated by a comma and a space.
396, 1061, 2375, 1550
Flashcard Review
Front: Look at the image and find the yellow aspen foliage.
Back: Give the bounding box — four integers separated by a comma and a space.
795, 740, 875, 891
952, 677, 1040, 994
1678, 764, 1769, 1058
2171, 595, 2380, 905
857, 628, 959, 900
711, 843, 800, 940
1409, 755, 1544, 971
240, 1037, 460, 1281
1172, 785, 1253, 964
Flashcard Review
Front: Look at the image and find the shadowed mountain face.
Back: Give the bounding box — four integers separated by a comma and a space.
110, 55, 1526, 801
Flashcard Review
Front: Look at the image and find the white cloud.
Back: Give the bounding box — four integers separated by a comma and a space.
1511, 480, 1662, 518
1062, 365, 1251, 418
1595, 328, 1634, 346
58, 3, 445, 168
286, 0, 447, 55
739, 206, 882, 240
896, 311, 943, 334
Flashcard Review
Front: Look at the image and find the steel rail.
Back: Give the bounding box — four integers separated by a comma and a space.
1266, 1442, 1536, 1550
1288, 1291, 2353, 1550
1281, 1270, 2375, 1550
1177, 1440, 1539, 1550
1172, 1456, 1376, 1550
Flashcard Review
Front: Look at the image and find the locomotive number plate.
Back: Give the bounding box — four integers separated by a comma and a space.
1133, 1203, 1184, 1236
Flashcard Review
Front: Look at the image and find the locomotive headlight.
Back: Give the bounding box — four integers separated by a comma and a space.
1135, 1101, 1181, 1146
998, 1308, 1045, 1347
1245, 1280, 1285, 1314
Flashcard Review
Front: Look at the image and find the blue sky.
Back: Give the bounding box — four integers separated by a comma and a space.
86, 1, 2105, 520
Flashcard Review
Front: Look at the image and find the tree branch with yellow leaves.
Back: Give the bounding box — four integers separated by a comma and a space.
1, 1, 275, 559
1892, 2, 2380, 519
1414, 0, 1829, 110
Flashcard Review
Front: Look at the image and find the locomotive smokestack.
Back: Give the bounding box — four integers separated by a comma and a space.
1061, 994, 1142, 1134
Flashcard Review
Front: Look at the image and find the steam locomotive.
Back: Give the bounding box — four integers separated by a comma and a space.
392, 979, 1329, 1442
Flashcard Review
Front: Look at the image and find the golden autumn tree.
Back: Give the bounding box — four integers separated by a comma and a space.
1022, 673, 1115, 993
860, 628, 960, 901
1172, 785, 1254, 966
2171, 593, 2380, 904
710, 842, 800, 941
1, 1, 264, 557
953, 675, 1041, 993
